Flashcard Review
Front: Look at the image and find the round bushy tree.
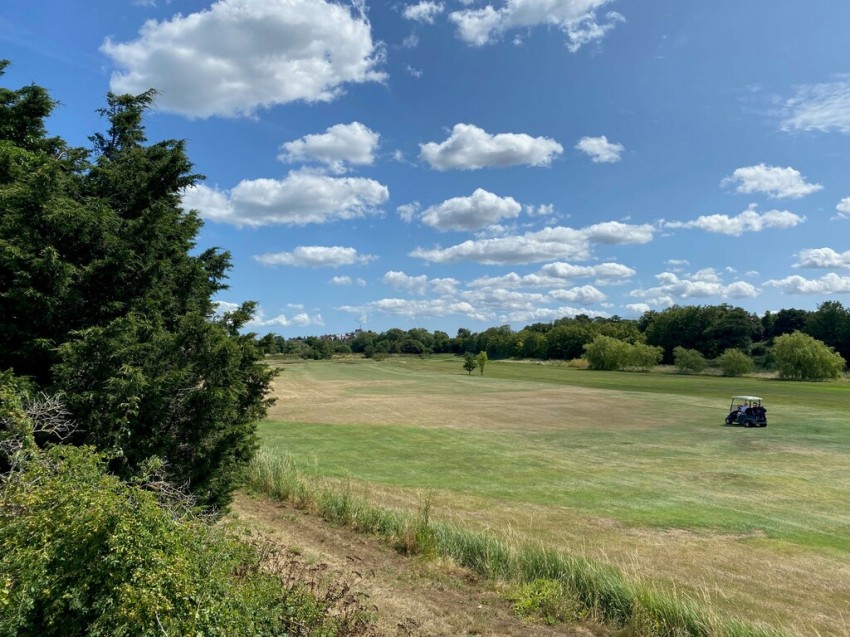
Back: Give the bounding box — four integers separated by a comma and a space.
773, 331, 846, 380
583, 335, 630, 371
717, 348, 754, 377
673, 346, 708, 374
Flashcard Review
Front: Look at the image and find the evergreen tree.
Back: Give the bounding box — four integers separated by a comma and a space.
0, 64, 273, 509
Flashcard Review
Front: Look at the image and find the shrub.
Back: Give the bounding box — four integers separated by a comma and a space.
673, 346, 708, 374
773, 331, 846, 380
626, 343, 663, 371
583, 336, 631, 370
0, 443, 376, 637
717, 348, 754, 377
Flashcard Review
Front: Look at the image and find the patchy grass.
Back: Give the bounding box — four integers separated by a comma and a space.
258, 357, 850, 635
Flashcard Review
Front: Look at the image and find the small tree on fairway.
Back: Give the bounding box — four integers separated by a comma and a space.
673, 346, 708, 373
476, 351, 488, 376
583, 335, 630, 370
717, 348, 754, 377
773, 331, 846, 380
463, 352, 478, 375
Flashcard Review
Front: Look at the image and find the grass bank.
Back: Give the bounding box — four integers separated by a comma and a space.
246, 449, 786, 637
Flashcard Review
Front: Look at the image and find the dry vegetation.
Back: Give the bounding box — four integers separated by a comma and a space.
256, 358, 850, 636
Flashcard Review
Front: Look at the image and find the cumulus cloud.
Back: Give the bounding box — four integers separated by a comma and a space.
625, 303, 651, 315
403, 1, 444, 23
339, 298, 491, 322
101, 0, 386, 118
836, 197, 850, 219
549, 285, 607, 305
420, 188, 522, 231
278, 122, 379, 171
217, 302, 324, 329
628, 269, 759, 304
575, 135, 624, 163
721, 164, 822, 199
664, 205, 804, 236
397, 202, 421, 222
420, 123, 563, 170
253, 246, 376, 267
765, 273, 850, 295
468, 261, 635, 289
781, 77, 850, 133
411, 222, 653, 265
181, 172, 388, 227
330, 275, 366, 286
383, 271, 430, 295
793, 248, 850, 269
449, 0, 623, 52
382, 271, 459, 295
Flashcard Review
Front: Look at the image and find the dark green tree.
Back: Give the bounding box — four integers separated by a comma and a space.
462, 352, 477, 375
0, 67, 273, 509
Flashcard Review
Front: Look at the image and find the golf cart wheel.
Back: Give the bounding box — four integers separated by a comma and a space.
725, 416, 733, 425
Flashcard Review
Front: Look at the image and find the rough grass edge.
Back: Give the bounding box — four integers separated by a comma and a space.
245, 449, 788, 637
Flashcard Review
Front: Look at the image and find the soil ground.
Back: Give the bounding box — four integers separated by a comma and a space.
230, 492, 608, 637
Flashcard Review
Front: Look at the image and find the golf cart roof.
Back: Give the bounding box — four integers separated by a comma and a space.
732, 395, 762, 401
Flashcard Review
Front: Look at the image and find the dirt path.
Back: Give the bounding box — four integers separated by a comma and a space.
230, 493, 607, 637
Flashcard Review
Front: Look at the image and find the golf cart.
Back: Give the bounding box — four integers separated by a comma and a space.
725, 396, 767, 427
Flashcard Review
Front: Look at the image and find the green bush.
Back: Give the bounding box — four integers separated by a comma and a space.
673, 346, 708, 374
627, 343, 663, 371
772, 331, 846, 380
583, 335, 631, 370
0, 444, 376, 637
717, 348, 754, 377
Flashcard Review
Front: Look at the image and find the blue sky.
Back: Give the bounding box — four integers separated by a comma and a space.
4, 1, 850, 336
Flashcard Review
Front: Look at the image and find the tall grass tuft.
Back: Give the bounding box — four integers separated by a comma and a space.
246, 449, 789, 637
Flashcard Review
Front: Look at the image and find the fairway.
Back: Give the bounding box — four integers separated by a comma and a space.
259, 357, 850, 635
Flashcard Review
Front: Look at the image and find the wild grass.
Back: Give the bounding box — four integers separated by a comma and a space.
246, 450, 787, 637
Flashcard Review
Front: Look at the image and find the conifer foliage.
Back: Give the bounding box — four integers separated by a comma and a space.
0, 62, 274, 508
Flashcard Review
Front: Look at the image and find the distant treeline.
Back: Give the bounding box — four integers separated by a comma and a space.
261, 301, 850, 368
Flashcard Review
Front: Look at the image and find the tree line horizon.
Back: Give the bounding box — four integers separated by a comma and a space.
260, 301, 850, 369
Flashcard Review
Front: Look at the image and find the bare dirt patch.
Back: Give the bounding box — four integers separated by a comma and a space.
230, 493, 606, 637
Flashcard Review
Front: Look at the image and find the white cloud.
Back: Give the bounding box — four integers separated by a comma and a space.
449, 1, 623, 52
420, 188, 522, 231
339, 298, 491, 322
721, 164, 822, 199
278, 122, 379, 171
253, 246, 376, 267
411, 222, 653, 265
217, 302, 324, 329
330, 275, 366, 286
101, 0, 386, 118
765, 273, 850, 295
403, 1, 444, 24
835, 197, 850, 219
383, 271, 430, 295
575, 135, 624, 163
793, 248, 850, 269
582, 221, 654, 244
382, 271, 459, 295
181, 171, 389, 227
625, 303, 651, 315
665, 205, 804, 236
467, 262, 633, 290
397, 201, 421, 222
781, 78, 850, 133
628, 269, 760, 303
420, 123, 563, 170
549, 285, 606, 305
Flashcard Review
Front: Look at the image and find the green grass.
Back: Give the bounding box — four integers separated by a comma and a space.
257, 357, 850, 633
246, 450, 785, 637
